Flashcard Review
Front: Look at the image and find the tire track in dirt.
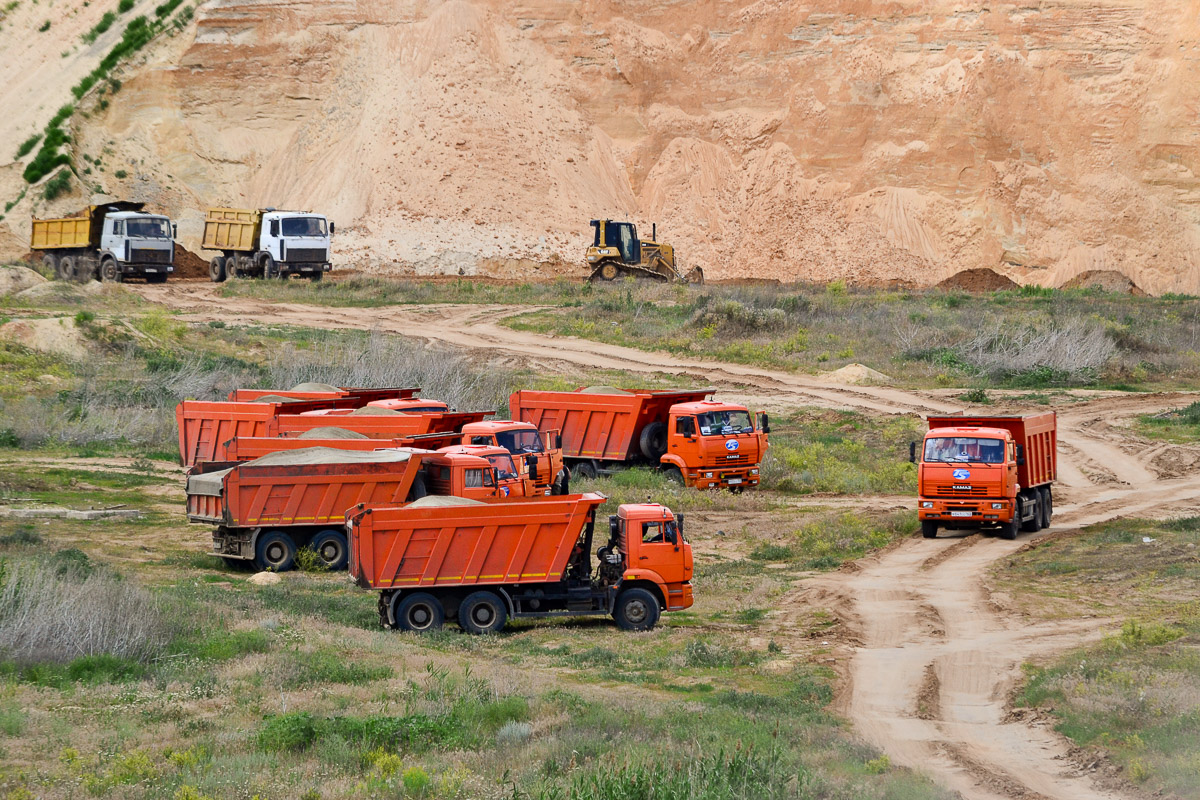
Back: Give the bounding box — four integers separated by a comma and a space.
134, 283, 1200, 800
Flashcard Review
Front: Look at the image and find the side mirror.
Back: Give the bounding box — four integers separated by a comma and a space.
526, 455, 539, 481
609, 516, 619, 540
172, 223, 178, 239
760, 412, 770, 435
676, 513, 684, 536
1016, 444, 1026, 466
909, 441, 917, 464
329, 222, 335, 235
556, 433, 563, 450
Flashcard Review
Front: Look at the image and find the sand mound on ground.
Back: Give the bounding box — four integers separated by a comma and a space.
173, 245, 209, 280
15, 281, 104, 302
937, 269, 1019, 292
0, 266, 47, 297
1061, 270, 1145, 295
820, 363, 893, 385
0, 316, 90, 358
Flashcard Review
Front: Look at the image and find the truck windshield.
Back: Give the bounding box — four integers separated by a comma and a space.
485, 454, 519, 480
696, 410, 753, 435
496, 429, 543, 453
281, 217, 327, 237
126, 218, 171, 238
923, 437, 1005, 464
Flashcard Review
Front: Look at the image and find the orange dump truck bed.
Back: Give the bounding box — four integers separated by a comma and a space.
223, 433, 461, 462
348, 493, 607, 593
509, 387, 712, 463
229, 387, 420, 404
186, 447, 426, 572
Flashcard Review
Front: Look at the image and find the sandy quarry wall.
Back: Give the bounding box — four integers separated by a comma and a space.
3, 0, 1200, 294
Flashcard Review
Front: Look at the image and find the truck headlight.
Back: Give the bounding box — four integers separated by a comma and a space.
587, 255, 598, 262
750, 468, 759, 475
921, 501, 934, 508
704, 472, 713, 478
992, 503, 1004, 509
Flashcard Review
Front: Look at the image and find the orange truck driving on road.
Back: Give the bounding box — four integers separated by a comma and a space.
509, 387, 769, 489
348, 495, 693, 633
913, 413, 1057, 540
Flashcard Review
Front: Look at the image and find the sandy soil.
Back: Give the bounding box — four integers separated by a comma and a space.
130, 282, 1200, 800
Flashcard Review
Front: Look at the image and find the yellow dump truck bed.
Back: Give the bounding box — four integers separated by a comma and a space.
30, 215, 94, 250
202, 208, 261, 252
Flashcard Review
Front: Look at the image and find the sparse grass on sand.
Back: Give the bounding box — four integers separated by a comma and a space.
1137, 400, 1200, 442
996, 517, 1200, 798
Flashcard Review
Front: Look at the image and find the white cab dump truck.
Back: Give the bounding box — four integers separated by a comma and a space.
203, 207, 334, 282
31, 202, 176, 283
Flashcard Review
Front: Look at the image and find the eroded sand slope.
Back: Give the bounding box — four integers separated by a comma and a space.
4, 0, 1200, 292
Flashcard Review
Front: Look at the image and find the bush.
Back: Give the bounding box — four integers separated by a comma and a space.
14, 133, 40, 159
38, 20, 50, 32
0, 558, 169, 666
119, 0, 135, 11
41, 169, 72, 201
82, 11, 118, 44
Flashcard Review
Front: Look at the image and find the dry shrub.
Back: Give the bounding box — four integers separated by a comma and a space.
267, 330, 509, 413
956, 318, 1115, 379
0, 559, 169, 666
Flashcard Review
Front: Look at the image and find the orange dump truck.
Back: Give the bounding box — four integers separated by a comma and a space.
436, 444, 545, 497
509, 387, 770, 490
460, 420, 568, 494
223, 431, 461, 462
176, 400, 488, 467
913, 413, 1057, 540
186, 447, 505, 571
348, 495, 693, 633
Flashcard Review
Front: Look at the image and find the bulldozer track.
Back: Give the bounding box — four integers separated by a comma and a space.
134, 283, 1200, 800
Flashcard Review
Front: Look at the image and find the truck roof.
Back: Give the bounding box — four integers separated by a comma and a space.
460, 420, 536, 433
106, 211, 167, 220
367, 398, 449, 412
618, 503, 676, 520
438, 444, 511, 459
671, 399, 748, 414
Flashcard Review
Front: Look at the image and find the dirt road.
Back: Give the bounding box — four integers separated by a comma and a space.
136, 282, 1200, 800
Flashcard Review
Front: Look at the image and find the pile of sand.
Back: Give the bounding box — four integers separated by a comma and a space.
820, 363, 893, 385
173, 244, 209, 280
1061, 270, 1146, 295
15, 281, 103, 302
0, 316, 90, 358
0, 266, 47, 297
937, 269, 1020, 292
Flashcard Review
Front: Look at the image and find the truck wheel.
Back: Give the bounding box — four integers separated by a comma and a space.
921, 521, 938, 539
310, 529, 348, 571
639, 422, 668, 460
551, 470, 569, 495
259, 253, 280, 278
41, 254, 58, 275
254, 530, 297, 572
999, 512, 1019, 541
575, 460, 598, 480
663, 466, 684, 485
458, 591, 507, 635
209, 256, 227, 283
392, 592, 444, 633
614, 587, 660, 632
57, 256, 76, 282
407, 474, 428, 502
100, 257, 122, 283
1020, 494, 1042, 533
1042, 488, 1053, 528
309, 271, 323, 282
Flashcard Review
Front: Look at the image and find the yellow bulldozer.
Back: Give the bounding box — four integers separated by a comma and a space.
585, 220, 703, 284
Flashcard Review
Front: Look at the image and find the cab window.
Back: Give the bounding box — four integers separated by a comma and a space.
642, 522, 667, 543
113, 220, 124, 235
470, 435, 492, 445
483, 470, 495, 487
464, 469, 483, 488
675, 416, 695, 437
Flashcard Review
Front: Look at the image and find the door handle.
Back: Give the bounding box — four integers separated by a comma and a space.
639, 556, 648, 560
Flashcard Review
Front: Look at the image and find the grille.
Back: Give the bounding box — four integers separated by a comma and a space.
131, 248, 172, 264
285, 248, 328, 263
932, 486, 989, 496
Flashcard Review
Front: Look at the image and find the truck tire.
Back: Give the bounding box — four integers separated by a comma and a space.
663, 465, 684, 485
41, 254, 57, 275
259, 253, 280, 279
1042, 487, 1053, 528
309, 271, 323, 282
100, 257, 122, 283
209, 256, 227, 283
458, 591, 507, 635
392, 592, 444, 633
999, 511, 1019, 540
1020, 493, 1042, 533
57, 255, 77, 282
575, 460, 598, 480
254, 530, 297, 572
614, 587, 660, 632
310, 529, 348, 571
639, 422, 668, 460
921, 520, 938, 539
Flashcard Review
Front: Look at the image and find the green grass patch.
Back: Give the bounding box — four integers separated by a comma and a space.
1138, 401, 1200, 442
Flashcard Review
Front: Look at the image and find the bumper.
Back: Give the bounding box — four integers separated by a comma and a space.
125, 264, 174, 273
212, 530, 252, 559
281, 262, 332, 274
918, 498, 1012, 524
686, 466, 760, 490
666, 581, 694, 611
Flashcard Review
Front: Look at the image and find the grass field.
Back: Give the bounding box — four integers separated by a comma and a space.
996, 517, 1200, 798
1137, 400, 1200, 442
219, 274, 1200, 390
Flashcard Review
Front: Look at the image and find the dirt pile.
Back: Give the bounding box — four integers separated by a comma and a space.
1061, 270, 1146, 295
173, 244, 208, 280
821, 364, 893, 385
0, 316, 89, 358
0, 266, 47, 296
4, 2, 1200, 293
937, 269, 1020, 293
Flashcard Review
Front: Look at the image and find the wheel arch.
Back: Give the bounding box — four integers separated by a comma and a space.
617, 574, 667, 609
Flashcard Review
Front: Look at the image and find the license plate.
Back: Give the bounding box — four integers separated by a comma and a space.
727, 478, 743, 485
950, 510, 973, 518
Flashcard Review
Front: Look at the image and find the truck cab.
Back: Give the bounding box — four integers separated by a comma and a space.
260, 211, 332, 275
423, 451, 503, 500
436, 444, 541, 497
661, 401, 770, 489
601, 503, 694, 614
99, 212, 175, 281
460, 420, 567, 494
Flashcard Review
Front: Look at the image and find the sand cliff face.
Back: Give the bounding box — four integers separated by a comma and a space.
4, 0, 1200, 293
